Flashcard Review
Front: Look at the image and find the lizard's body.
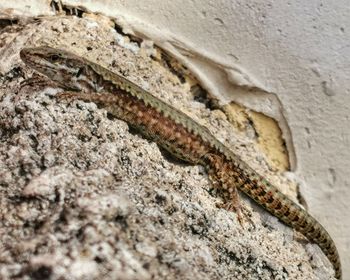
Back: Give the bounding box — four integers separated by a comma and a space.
20, 46, 342, 279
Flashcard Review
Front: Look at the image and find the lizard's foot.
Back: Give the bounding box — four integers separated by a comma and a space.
221, 194, 244, 226
219, 199, 255, 229
222, 201, 244, 226
220, 185, 254, 228
20, 74, 49, 89
216, 185, 245, 227
227, 185, 244, 226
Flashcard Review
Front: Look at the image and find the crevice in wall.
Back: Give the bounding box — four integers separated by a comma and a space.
191, 84, 220, 111
113, 22, 142, 46
159, 51, 187, 84
0, 18, 18, 31
50, 0, 84, 17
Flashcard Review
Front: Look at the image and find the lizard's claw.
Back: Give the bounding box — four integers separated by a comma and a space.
218, 201, 244, 227
226, 202, 244, 226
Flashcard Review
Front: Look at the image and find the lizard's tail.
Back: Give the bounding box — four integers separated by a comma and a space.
204, 152, 342, 279
239, 175, 342, 279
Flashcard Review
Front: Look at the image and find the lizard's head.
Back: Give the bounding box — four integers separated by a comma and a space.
20, 46, 101, 92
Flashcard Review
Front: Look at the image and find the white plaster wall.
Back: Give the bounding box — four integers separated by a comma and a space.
1, 0, 349, 277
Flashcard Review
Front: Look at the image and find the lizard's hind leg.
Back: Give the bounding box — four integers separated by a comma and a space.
206, 153, 245, 226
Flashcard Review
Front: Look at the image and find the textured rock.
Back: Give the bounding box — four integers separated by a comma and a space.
0, 16, 335, 280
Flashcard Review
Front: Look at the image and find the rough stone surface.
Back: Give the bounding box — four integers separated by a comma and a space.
0, 16, 335, 280
29, 2, 349, 277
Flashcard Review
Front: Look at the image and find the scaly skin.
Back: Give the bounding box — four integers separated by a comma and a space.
20, 46, 341, 279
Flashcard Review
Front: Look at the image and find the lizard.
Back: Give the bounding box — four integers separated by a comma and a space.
19, 46, 342, 279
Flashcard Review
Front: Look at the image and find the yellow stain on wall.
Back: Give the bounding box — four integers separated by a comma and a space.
223, 102, 290, 172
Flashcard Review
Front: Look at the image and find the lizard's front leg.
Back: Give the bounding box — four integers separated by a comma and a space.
55, 91, 117, 104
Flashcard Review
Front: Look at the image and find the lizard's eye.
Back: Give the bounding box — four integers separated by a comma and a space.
50, 54, 60, 62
